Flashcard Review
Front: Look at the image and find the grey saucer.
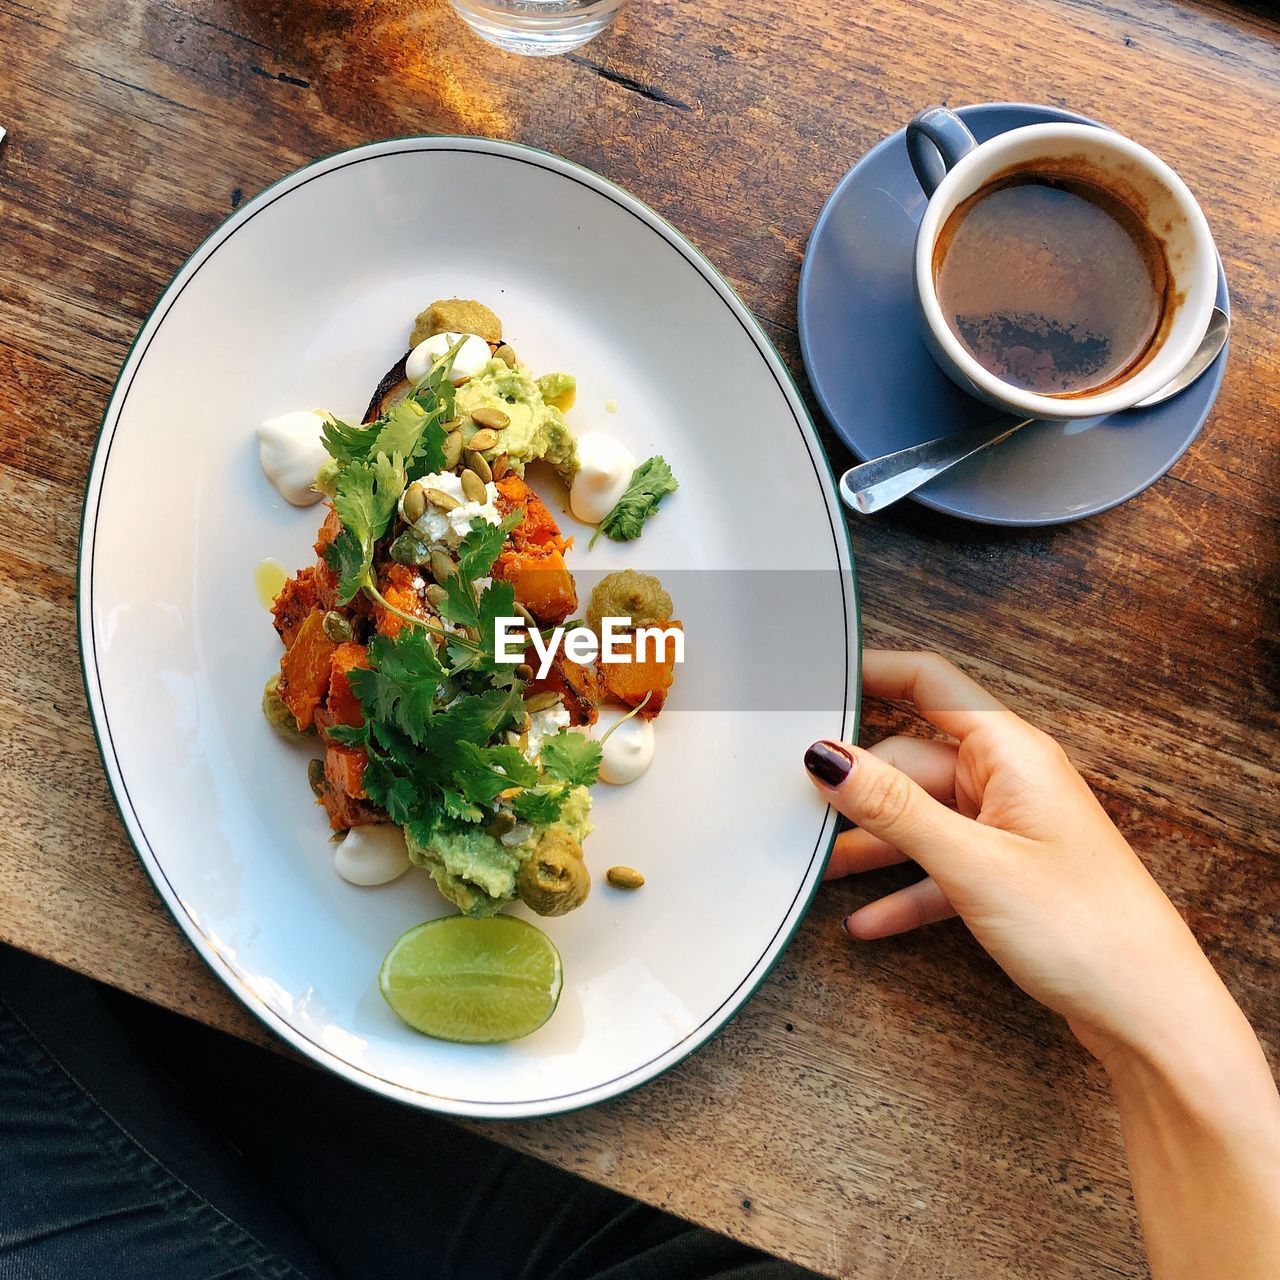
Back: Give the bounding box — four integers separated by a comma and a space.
797, 102, 1229, 526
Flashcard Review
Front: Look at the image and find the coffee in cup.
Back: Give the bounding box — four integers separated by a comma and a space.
905, 107, 1217, 421
933, 166, 1171, 397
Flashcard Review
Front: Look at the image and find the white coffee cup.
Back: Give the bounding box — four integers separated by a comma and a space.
907, 107, 1218, 421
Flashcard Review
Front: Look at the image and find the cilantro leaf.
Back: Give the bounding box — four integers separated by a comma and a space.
457, 509, 524, 582
373, 399, 448, 478
323, 527, 369, 605
449, 742, 537, 808
332, 451, 405, 546
378, 771, 420, 827
589, 455, 678, 548
438, 572, 481, 631
432, 686, 525, 748
404, 812, 441, 851
321, 414, 381, 465
440, 789, 483, 824
324, 722, 367, 749
348, 630, 445, 744
321, 361, 454, 472
540, 730, 602, 787
439, 578, 519, 675
410, 352, 460, 419
327, 451, 406, 603
511, 787, 563, 825
482, 743, 541, 789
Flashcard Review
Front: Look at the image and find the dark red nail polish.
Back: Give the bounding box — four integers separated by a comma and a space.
804, 740, 854, 789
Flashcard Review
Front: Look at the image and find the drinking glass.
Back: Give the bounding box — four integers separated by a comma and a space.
448, 0, 626, 56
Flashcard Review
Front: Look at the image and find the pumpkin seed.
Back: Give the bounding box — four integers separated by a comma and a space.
389, 530, 431, 565
426, 487, 460, 512
430, 550, 457, 582
321, 611, 353, 643
444, 417, 462, 433
307, 758, 327, 798
607, 866, 645, 890
491, 452, 510, 481
514, 663, 534, 682
501, 820, 536, 848
467, 427, 500, 452
495, 343, 518, 368
460, 469, 487, 504
524, 690, 562, 713
442, 430, 463, 469
470, 405, 510, 431
485, 811, 517, 838
464, 449, 492, 483
402, 481, 427, 523
424, 583, 448, 608
516, 603, 537, 627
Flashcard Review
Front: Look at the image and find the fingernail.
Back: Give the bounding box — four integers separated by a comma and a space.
804, 740, 854, 789
838, 915, 851, 936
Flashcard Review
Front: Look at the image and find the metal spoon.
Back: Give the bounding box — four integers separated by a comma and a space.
839, 306, 1230, 516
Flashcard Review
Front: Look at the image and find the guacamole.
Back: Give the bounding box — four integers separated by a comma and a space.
406, 785, 594, 917
455, 359, 578, 478
406, 825, 522, 918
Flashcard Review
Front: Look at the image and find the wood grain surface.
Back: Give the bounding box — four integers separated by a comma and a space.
1, 0, 1277, 1276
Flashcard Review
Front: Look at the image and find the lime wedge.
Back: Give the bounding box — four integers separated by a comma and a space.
378, 915, 563, 1043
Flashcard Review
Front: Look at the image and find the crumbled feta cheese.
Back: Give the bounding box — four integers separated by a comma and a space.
523, 700, 571, 764
401, 471, 500, 548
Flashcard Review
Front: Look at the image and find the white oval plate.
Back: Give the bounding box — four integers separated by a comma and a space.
79, 138, 859, 1118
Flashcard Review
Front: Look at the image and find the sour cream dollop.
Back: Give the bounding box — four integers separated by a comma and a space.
591, 708, 656, 785
333, 824, 411, 886
570, 433, 636, 524
257, 410, 329, 506
402, 470, 500, 548
406, 332, 491, 384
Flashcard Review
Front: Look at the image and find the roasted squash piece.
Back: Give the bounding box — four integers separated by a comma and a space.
524, 648, 602, 726
599, 620, 682, 717
311, 507, 344, 610
495, 547, 577, 625
321, 789, 380, 831
326, 642, 370, 727
319, 757, 381, 831
277, 609, 340, 730
495, 474, 569, 554
313, 709, 379, 830
325, 743, 368, 800
374, 563, 434, 639
314, 506, 343, 557
271, 566, 320, 649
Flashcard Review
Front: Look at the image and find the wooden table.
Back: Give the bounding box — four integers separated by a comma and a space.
2, 0, 1277, 1275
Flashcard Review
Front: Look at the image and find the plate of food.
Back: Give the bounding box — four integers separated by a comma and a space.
79, 137, 859, 1117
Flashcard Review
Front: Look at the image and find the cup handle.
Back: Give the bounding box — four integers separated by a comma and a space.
906, 107, 978, 197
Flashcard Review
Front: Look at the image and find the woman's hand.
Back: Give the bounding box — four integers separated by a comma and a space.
807, 649, 1280, 1280
805, 649, 1233, 1066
